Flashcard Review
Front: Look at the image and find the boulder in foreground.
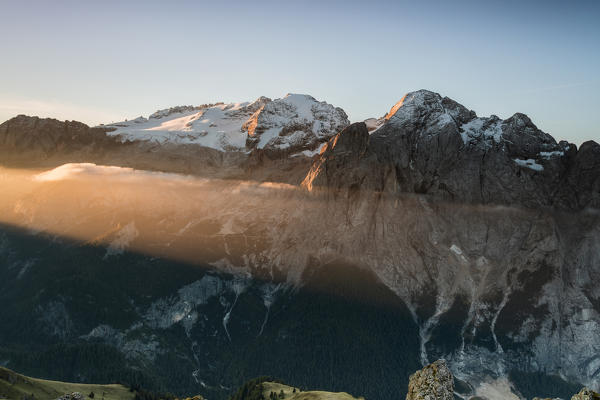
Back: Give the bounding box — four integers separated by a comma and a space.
406, 359, 454, 400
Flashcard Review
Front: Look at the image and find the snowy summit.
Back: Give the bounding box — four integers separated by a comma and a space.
102, 94, 349, 155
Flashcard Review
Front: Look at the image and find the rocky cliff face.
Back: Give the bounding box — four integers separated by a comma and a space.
304, 90, 600, 211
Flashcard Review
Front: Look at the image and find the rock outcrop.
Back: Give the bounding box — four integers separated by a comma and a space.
571, 388, 600, 400
55, 392, 84, 400
406, 360, 454, 400
406, 363, 600, 400
533, 387, 600, 400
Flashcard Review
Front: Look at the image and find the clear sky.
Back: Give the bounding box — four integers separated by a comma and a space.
1, 0, 598, 145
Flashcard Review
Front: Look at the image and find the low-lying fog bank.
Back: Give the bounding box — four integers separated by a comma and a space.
1, 163, 599, 398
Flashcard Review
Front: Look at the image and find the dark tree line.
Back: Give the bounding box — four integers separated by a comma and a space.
228, 377, 285, 400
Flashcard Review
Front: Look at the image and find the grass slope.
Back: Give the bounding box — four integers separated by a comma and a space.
0, 367, 134, 400
261, 382, 362, 400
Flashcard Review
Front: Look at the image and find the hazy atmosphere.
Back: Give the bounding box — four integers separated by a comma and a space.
1, 2, 600, 400
1, 0, 598, 144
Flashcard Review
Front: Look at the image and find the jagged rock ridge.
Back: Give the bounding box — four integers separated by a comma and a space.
304, 89, 600, 210
0, 115, 120, 158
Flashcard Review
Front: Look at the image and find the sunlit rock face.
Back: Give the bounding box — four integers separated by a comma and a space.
302, 122, 370, 192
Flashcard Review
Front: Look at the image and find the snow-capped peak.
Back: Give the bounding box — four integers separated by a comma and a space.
102, 94, 349, 155
384, 90, 439, 121
383, 90, 474, 127
244, 93, 349, 151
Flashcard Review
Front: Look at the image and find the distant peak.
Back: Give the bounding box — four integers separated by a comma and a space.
243, 96, 272, 113
384, 90, 442, 120
252, 96, 271, 104
284, 93, 316, 99
505, 112, 533, 126
405, 89, 441, 97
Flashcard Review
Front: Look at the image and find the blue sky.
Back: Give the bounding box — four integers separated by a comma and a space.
1, 0, 598, 145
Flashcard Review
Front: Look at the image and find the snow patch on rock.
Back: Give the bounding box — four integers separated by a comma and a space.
514, 158, 544, 171
539, 150, 564, 159
460, 117, 503, 145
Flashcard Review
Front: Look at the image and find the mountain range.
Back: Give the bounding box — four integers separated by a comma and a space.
0, 90, 598, 400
